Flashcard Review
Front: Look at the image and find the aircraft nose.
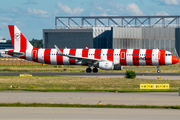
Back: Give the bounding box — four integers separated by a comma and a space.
172, 56, 179, 64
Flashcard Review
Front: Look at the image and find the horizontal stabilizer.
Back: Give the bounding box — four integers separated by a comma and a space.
5, 51, 25, 57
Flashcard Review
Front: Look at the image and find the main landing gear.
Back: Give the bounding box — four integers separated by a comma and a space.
93, 67, 98, 73
157, 66, 161, 73
86, 68, 91, 73
86, 67, 98, 73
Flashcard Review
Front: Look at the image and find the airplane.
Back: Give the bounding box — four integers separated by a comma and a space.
5, 25, 179, 73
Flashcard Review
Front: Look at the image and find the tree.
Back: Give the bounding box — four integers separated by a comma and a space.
6, 40, 12, 43
34, 42, 37, 48
29, 39, 43, 48
5, 38, 43, 48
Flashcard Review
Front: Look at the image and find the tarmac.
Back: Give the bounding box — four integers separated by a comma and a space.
1, 91, 180, 106
0, 72, 180, 80
0, 107, 179, 119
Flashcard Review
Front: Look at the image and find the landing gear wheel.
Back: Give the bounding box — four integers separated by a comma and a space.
93, 67, 98, 73
157, 66, 160, 73
157, 70, 161, 73
86, 68, 92, 73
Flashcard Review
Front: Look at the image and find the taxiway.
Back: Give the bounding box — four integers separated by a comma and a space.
0, 72, 180, 76
1, 91, 180, 106
0, 107, 179, 119
0, 72, 180, 80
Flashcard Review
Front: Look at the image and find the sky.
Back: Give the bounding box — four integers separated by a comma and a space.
0, 0, 180, 40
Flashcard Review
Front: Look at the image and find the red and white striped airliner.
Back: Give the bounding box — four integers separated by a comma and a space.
6, 25, 179, 73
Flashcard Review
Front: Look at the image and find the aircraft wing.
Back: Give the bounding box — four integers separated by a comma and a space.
54, 45, 107, 64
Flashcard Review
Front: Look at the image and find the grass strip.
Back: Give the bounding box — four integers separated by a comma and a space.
0, 76, 179, 92
0, 103, 179, 109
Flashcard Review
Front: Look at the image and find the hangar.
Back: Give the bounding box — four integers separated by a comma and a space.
43, 16, 180, 57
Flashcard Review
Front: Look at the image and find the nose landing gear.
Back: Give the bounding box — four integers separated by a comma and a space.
157, 66, 161, 73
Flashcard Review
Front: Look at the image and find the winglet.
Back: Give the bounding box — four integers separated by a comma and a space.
54, 45, 63, 55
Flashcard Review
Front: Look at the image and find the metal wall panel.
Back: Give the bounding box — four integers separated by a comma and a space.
134, 28, 137, 38
175, 28, 180, 57
113, 27, 142, 39
123, 28, 126, 38
112, 27, 178, 57
159, 28, 163, 38
139, 28, 142, 39
165, 29, 169, 38
130, 28, 133, 38
170, 28, 175, 39
126, 39, 130, 49
118, 28, 121, 38
150, 28, 154, 38
43, 29, 93, 49
150, 39, 154, 49
93, 27, 112, 48
154, 28, 159, 38
145, 28, 149, 39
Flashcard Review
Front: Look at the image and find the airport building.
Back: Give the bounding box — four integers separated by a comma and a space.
0, 42, 13, 57
43, 16, 180, 57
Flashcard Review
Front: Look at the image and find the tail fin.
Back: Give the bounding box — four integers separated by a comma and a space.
8, 25, 34, 51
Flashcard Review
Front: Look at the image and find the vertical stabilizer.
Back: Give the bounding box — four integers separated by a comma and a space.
8, 25, 34, 51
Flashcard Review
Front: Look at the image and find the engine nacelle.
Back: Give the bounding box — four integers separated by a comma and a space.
98, 62, 114, 70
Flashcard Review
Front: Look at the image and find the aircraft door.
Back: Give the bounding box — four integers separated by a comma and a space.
121, 52, 125, 59
32, 50, 37, 59
37, 49, 45, 63
155, 51, 160, 60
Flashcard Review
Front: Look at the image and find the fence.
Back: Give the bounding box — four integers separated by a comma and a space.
0, 58, 43, 66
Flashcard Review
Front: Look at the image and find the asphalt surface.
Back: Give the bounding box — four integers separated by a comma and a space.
0, 72, 180, 76
0, 107, 179, 119
1, 72, 180, 80
1, 91, 180, 106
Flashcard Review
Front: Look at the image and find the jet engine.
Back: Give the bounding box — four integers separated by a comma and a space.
98, 61, 114, 70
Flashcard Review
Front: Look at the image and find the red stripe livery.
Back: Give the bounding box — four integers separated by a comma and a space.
133, 49, 140, 65
94, 49, 101, 59
107, 49, 114, 62
145, 49, 153, 65
44, 49, 51, 64
120, 49, 127, 65
159, 50, 166, 65
57, 49, 64, 65
69, 49, 76, 65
